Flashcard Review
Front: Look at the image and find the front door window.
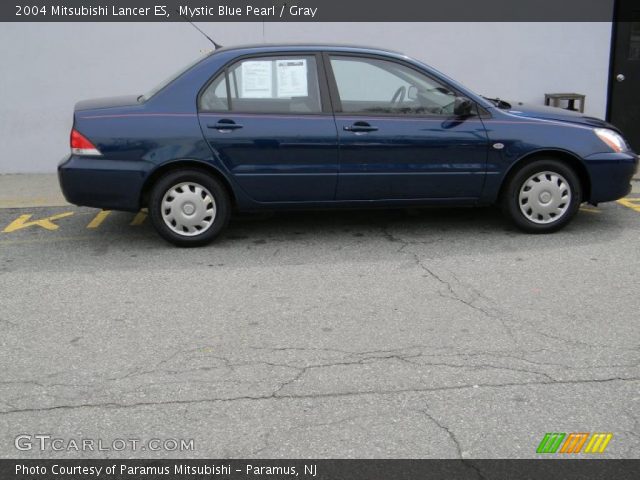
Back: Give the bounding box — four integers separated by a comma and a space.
330, 56, 459, 116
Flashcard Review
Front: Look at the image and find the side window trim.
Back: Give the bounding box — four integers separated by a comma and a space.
324, 52, 471, 119
224, 67, 232, 111
231, 68, 239, 99
322, 51, 341, 114
198, 52, 332, 115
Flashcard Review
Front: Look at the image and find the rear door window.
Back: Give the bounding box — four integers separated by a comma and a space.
199, 55, 322, 114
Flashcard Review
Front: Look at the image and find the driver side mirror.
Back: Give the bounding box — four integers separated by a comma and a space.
453, 97, 474, 117
407, 85, 418, 101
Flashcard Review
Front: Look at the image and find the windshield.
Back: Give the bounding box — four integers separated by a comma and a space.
139, 52, 212, 102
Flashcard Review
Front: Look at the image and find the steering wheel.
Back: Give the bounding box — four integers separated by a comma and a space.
390, 86, 406, 106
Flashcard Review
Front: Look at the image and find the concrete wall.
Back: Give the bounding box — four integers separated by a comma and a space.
0, 22, 613, 173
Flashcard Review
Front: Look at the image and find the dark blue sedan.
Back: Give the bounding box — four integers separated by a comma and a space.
58, 44, 638, 246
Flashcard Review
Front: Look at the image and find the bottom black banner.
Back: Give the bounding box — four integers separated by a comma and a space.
1, 459, 638, 480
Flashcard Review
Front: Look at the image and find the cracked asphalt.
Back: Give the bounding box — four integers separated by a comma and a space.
0, 202, 639, 459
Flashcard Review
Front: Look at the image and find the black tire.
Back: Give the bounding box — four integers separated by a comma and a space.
501, 159, 582, 233
148, 169, 230, 247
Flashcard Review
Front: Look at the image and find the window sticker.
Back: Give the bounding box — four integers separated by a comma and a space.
241, 61, 273, 98
276, 59, 308, 97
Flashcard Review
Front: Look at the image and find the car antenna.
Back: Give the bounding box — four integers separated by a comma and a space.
178, 12, 223, 49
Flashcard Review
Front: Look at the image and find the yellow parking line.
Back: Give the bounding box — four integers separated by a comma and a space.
2, 212, 74, 233
617, 198, 640, 213
86, 210, 111, 229
130, 210, 148, 226
579, 207, 600, 214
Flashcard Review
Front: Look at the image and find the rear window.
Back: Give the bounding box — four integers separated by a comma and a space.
199, 55, 322, 114
140, 53, 211, 102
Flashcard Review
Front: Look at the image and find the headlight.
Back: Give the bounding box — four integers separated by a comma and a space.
594, 128, 628, 153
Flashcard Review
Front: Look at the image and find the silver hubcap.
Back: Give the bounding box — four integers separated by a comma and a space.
161, 182, 216, 236
519, 171, 571, 224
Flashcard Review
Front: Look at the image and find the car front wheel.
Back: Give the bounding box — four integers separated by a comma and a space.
502, 159, 582, 233
149, 169, 230, 247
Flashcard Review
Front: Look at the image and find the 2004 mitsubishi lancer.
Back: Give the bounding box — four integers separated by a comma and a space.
58, 44, 638, 246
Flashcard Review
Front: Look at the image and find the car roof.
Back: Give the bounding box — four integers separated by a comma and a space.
213, 43, 406, 57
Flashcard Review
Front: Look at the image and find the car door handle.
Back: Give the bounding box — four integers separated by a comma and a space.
343, 122, 378, 133
207, 120, 243, 131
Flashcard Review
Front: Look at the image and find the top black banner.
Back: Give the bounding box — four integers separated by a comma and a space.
2, 0, 632, 22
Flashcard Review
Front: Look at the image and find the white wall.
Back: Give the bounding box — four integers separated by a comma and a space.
0, 22, 613, 173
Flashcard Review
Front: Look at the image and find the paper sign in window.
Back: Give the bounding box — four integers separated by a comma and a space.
241, 61, 273, 98
276, 59, 308, 97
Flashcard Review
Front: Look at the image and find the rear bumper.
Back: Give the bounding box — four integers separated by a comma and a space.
584, 152, 638, 203
58, 155, 150, 212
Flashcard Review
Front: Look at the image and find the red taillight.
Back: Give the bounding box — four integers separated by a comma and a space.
70, 129, 101, 156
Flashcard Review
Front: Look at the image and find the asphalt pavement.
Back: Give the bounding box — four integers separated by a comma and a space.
0, 196, 639, 458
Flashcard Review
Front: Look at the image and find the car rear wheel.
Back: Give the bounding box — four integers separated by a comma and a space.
501, 159, 582, 233
149, 169, 230, 247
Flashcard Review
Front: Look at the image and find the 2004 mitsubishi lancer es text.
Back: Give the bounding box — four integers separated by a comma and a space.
58, 44, 638, 246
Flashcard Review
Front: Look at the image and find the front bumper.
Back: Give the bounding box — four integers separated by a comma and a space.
58, 155, 150, 212
583, 152, 638, 203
